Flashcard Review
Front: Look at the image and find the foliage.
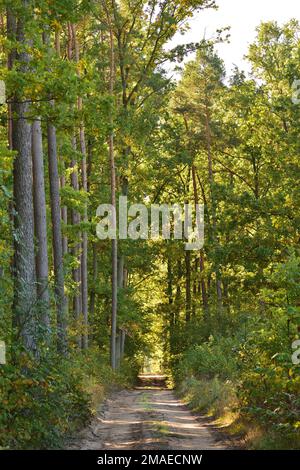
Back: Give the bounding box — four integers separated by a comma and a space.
0, 348, 139, 449
178, 376, 237, 419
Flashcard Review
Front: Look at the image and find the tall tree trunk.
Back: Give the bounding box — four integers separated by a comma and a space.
47, 120, 68, 355
114, 2, 131, 362
170, 259, 182, 355
192, 260, 197, 318
7, 8, 16, 285
7, 9, 15, 151
11, 3, 38, 356
167, 255, 175, 354
89, 242, 98, 320
55, 30, 68, 258
106, 16, 118, 370
68, 24, 88, 349
205, 103, 222, 313
184, 179, 191, 322
117, 255, 124, 289
71, 23, 89, 350
191, 165, 209, 319
116, 256, 125, 368
185, 250, 191, 323
71, 136, 82, 336
80, 137, 88, 350
110, 120, 118, 369
42, 27, 67, 354
120, 329, 126, 358
175, 259, 182, 326
32, 119, 50, 335
60, 171, 68, 256
199, 254, 209, 316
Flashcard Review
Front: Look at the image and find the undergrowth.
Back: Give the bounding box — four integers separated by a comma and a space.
0, 347, 139, 449
172, 314, 300, 450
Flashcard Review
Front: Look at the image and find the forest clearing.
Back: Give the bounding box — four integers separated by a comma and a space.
0, 0, 300, 456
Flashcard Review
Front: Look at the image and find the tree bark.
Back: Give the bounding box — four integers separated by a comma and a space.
60, 171, 68, 256
42, 26, 67, 355
71, 23, 89, 350
47, 120, 68, 355
199, 254, 209, 316
11, 3, 38, 356
191, 165, 209, 318
32, 119, 50, 334
107, 17, 118, 370
89, 242, 98, 320
55, 31, 68, 258
80, 139, 88, 350
120, 329, 126, 358
205, 103, 222, 313
70, 136, 82, 335
7, 9, 15, 150
185, 250, 191, 323
167, 255, 176, 354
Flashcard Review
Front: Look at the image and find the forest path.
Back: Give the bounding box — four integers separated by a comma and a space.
68, 375, 227, 450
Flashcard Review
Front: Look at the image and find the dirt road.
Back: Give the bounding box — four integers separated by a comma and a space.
68, 375, 227, 450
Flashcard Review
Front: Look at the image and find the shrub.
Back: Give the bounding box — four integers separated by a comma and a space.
173, 335, 238, 384
0, 348, 140, 449
179, 376, 238, 418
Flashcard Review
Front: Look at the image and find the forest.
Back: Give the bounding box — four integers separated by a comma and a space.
0, 0, 300, 451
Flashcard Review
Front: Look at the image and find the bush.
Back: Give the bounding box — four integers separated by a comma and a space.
236, 317, 300, 444
0, 356, 91, 449
179, 376, 238, 418
173, 335, 238, 384
172, 310, 300, 448
0, 348, 140, 449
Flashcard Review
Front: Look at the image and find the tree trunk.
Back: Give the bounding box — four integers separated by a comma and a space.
7, 9, 15, 150
199, 253, 209, 317
117, 255, 124, 289
107, 19, 118, 370
192, 260, 197, 318
89, 243, 98, 320
191, 165, 209, 319
11, 4, 38, 356
116, 332, 121, 369
175, 259, 182, 327
71, 23, 89, 349
80, 142, 88, 350
60, 171, 68, 256
47, 120, 68, 355
185, 250, 191, 323
167, 255, 176, 354
78, 99, 88, 351
120, 329, 126, 358
42, 26, 67, 355
71, 136, 82, 338
205, 103, 222, 314
55, 28, 68, 259
32, 119, 50, 335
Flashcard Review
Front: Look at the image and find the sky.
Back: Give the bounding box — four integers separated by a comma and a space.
168, 0, 300, 77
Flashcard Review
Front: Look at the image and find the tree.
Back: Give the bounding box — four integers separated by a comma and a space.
10, 1, 38, 356
32, 119, 50, 336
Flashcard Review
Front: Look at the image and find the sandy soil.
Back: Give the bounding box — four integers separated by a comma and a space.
67, 376, 227, 450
